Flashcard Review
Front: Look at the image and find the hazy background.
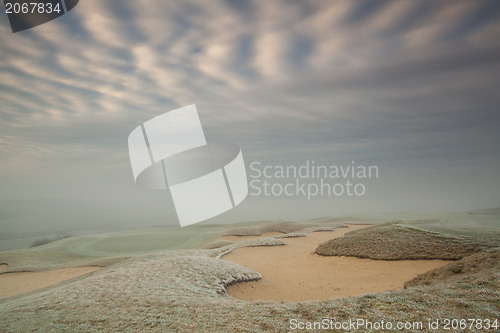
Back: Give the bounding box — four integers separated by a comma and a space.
1, 0, 499, 240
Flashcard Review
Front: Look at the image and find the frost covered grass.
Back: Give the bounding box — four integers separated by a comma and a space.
406, 248, 499, 288
222, 220, 352, 237
315, 224, 491, 260
1, 243, 498, 332
222, 221, 310, 236
274, 232, 306, 238
0, 219, 498, 332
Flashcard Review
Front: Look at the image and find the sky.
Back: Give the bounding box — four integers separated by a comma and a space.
0, 0, 500, 237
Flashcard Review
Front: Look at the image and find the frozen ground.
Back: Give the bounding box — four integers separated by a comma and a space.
0, 216, 498, 332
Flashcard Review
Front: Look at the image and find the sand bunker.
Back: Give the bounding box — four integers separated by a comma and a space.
223, 225, 449, 302
0, 267, 101, 298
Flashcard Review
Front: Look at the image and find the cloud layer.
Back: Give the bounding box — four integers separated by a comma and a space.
0, 0, 499, 230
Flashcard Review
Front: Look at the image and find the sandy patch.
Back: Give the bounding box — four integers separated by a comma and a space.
0, 267, 101, 298
0, 264, 7, 273
223, 225, 449, 302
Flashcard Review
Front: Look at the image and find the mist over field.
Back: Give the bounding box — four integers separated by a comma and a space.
1, 0, 500, 247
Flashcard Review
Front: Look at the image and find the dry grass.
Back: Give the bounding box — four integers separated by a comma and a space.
315, 224, 490, 260
406, 248, 500, 288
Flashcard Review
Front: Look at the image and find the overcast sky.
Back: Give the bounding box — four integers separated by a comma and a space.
1, 0, 499, 236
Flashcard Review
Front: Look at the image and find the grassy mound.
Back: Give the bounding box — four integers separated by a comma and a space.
235, 237, 285, 248
315, 224, 489, 260
223, 222, 348, 237
274, 232, 306, 238
406, 248, 499, 287
223, 221, 309, 236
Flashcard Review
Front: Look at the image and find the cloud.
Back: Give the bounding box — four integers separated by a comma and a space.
0, 0, 499, 223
